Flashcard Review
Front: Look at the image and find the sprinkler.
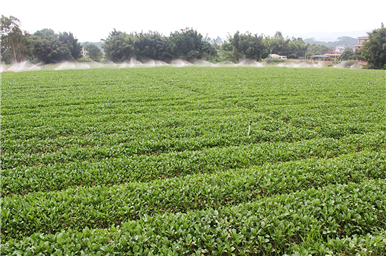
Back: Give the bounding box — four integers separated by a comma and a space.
248, 120, 252, 136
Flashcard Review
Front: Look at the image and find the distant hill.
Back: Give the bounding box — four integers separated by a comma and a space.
304, 36, 358, 49
81, 42, 104, 52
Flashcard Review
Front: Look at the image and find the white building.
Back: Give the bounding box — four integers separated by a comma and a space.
334, 45, 345, 53
269, 54, 287, 59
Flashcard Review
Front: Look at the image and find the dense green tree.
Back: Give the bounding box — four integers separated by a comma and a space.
102, 28, 216, 62
263, 33, 308, 59
361, 27, 386, 69
223, 31, 308, 61
84, 43, 103, 61
29, 29, 81, 63
201, 40, 217, 60
1, 15, 31, 63
219, 40, 234, 61
339, 48, 354, 60
287, 38, 308, 59
168, 28, 216, 61
306, 44, 332, 57
226, 31, 266, 61
265, 31, 290, 57
59, 32, 82, 60
133, 31, 169, 61
206, 36, 223, 50
102, 29, 135, 62
34, 28, 55, 37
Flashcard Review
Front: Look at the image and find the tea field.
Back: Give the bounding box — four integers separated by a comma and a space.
1, 66, 386, 255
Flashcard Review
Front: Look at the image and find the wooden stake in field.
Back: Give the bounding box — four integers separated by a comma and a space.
248, 120, 252, 136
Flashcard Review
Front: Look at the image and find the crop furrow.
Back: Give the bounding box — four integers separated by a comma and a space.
2, 180, 386, 254
2, 132, 385, 195
2, 150, 385, 241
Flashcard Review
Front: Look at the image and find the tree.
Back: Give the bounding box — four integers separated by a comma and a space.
133, 31, 169, 61
84, 43, 103, 61
102, 29, 135, 62
168, 28, 211, 61
361, 27, 386, 69
101, 28, 216, 62
226, 31, 266, 61
263, 32, 305, 59
307, 44, 332, 56
339, 48, 354, 60
29, 29, 82, 63
206, 36, 223, 50
58, 32, 82, 60
1, 15, 31, 63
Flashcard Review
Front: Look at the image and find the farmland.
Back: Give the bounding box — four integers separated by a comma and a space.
1, 66, 385, 255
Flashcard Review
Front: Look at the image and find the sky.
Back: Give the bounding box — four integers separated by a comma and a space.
2, 0, 384, 42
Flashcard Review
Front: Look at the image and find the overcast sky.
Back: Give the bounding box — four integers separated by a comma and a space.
2, 0, 384, 42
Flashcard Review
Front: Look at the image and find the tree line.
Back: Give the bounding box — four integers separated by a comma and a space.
1, 15, 385, 69
1, 16, 82, 64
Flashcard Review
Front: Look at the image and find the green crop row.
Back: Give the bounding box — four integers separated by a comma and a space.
1, 125, 316, 169
2, 132, 384, 196
2, 180, 386, 255
2, 116, 319, 156
1, 66, 385, 254
3, 111, 382, 156
2, 106, 248, 141
288, 230, 386, 255
2, 150, 385, 241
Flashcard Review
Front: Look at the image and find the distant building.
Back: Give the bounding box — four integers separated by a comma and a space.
354, 36, 369, 52
324, 46, 345, 58
335, 45, 345, 53
269, 54, 287, 59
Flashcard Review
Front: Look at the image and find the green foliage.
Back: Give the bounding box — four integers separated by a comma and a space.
339, 47, 354, 60
227, 31, 266, 61
101, 28, 217, 62
1, 67, 385, 254
169, 28, 216, 61
29, 29, 82, 63
2, 180, 386, 254
265, 32, 308, 59
58, 32, 82, 60
221, 31, 308, 62
306, 44, 332, 56
0, 15, 31, 63
2, 150, 385, 241
84, 43, 103, 61
361, 27, 386, 69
